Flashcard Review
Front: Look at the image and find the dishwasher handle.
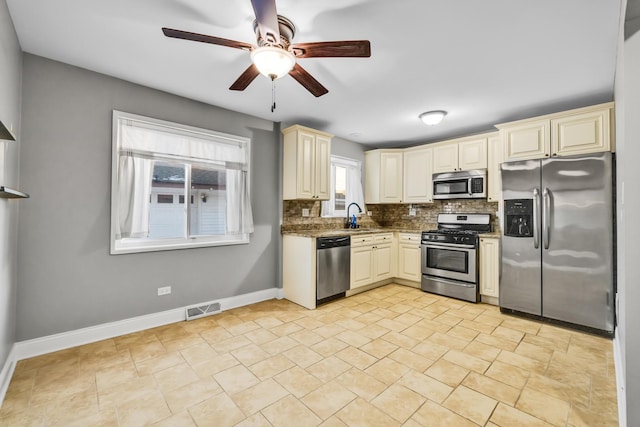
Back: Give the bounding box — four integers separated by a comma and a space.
317, 236, 351, 249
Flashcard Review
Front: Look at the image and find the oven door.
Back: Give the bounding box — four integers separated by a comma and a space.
421, 242, 476, 283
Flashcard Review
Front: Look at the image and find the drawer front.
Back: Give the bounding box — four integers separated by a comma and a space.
398, 233, 420, 244
374, 233, 394, 244
351, 235, 374, 247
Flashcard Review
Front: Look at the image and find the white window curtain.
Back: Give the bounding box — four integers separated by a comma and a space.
226, 169, 254, 234
322, 156, 366, 217
115, 152, 154, 239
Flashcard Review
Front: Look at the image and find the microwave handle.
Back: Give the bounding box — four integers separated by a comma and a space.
468, 178, 473, 196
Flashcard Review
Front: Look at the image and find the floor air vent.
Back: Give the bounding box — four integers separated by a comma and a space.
185, 301, 222, 321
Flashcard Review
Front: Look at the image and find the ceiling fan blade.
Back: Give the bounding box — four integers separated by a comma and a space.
292, 40, 371, 58
162, 27, 253, 51
229, 64, 261, 91
288, 63, 328, 97
250, 0, 281, 45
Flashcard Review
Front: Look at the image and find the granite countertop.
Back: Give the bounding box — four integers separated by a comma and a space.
281, 227, 428, 238
478, 231, 502, 238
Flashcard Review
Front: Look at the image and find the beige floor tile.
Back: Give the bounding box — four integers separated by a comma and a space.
307, 356, 352, 382
425, 359, 470, 388
58, 408, 119, 427
178, 342, 218, 367
490, 402, 553, 427
447, 324, 481, 341
262, 395, 322, 426
0, 390, 31, 418
162, 377, 222, 414
411, 340, 449, 360
370, 384, 425, 423
361, 338, 398, 359
302, 381, 357, 420
458, 319, 499, 334
231, 343, 271, 366
44, 389, 100, 426
162, 334, 208, 352
97, 375, 158, 409
128, 340, 167, 363
400, 324, 435, 341
231, 378, 289, 415
380, 331, 420, 349
387, 348, 434, 372
335, 368, 387, 401
225, 320, 260, 336
199, 326, 232, 344
151, 411, 196, 427
189, 392, 246, 427
516, 387, 570, 427
335, 318, 366, 331
501, 317, 542, 335
492, 325, 526, 343
243, 328, 279, 345
397, 370, 453, 403
234, 412, 272, 427
335, 330, 372, 348
311, 337, 350, 358
214, 364, 260, 394
319, 416, 349, 427
191, 353, 239, 378
433, 312, 464, 327
462, 372, 520, 406
428, 331, 470, 351
409, 400, 477, 427
443, 349, 491, 374
335, 346, 378, 370
116, 390, 171, 427
526, 373, 590, 407
514, 341, 554, 364
260, 335, 299, 355
335, 397, 399, 427
484, 360, 530, 389
273, 366, 324, 398
357, 323, 390, 340
254, 316, 284, 329
568, 402, 619, 427
376, 318, 410, 332
294, 317, 326, 330
283, 344, 324, 368
475, 332, 518, 352
289, 329, 325, 346
497, 350, 547, 374
153, 362, 200, 393
313, 324, 346, 339
135, 352, 184, 376
522, 333, 569, 353
211, 335, 252, 353
365, 358, 411, 385
248, 354, 295, 380
462, 340, 501, 362
270, 322, 304, 337
443, 385, 498, 425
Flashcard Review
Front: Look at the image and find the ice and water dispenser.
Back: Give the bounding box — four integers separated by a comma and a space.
504, 199, 533, 237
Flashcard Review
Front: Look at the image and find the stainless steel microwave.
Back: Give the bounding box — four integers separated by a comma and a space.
432, 169, 487, 200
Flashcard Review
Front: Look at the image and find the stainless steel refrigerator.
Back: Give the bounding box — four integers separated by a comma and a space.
500, 152, 615, 334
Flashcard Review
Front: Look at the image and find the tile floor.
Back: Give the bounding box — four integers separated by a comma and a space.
0, 284, 618, 427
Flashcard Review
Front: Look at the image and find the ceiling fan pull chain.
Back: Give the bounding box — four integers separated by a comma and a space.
271, 78, 276, 113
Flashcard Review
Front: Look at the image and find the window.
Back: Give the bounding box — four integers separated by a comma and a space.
110, 111, 253, 254
322, 156, 365, 218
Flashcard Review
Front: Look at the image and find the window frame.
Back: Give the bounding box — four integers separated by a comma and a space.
110, 110, 251, 255
322, 156, 363, 218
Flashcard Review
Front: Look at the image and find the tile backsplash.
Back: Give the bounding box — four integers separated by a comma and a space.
282, 200, 500, 232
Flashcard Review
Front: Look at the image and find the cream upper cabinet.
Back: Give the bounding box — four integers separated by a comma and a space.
365, 149, 403, 204
433, 137, 488, 173
397, 233, 421, 282
282, 125, 332, 200
403, 147, 433, 203
479, 237, 500, 301
498, 102, 613, 162
487, 133, 503, 202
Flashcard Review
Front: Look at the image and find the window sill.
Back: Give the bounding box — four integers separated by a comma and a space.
111, 235, 250, 255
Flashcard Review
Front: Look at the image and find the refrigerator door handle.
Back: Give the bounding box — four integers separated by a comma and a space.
543, 188, 551, 250
533, 188, 540, 249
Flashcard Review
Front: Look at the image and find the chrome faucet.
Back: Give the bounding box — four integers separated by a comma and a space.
346, 202, 363, 228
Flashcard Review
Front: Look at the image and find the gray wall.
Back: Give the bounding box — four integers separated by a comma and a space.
616, 2, 640, 423
16, 54, 280, 341
0, 0, 22, 367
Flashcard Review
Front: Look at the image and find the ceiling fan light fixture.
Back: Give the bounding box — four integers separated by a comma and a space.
250, 46, 296, 80
419, 110, 447, 126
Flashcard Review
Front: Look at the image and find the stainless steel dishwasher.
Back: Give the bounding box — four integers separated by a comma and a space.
316, 236, 351, 303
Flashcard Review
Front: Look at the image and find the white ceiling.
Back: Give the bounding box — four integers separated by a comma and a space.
6, 0, 621, 147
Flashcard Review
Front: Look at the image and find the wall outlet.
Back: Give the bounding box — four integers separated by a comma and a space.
157, 286, 171, 296
367, 211, 372, 216
409, 208, 416, 216
302, 208, 310, 217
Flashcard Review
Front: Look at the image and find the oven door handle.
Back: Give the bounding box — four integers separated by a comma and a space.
423, 243, 476, 250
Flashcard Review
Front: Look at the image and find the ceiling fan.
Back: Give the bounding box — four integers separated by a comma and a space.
162, 0, 371, 98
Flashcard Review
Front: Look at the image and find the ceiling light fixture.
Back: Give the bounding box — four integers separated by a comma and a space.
251, 46, 296, 80
419, 110, 447, 126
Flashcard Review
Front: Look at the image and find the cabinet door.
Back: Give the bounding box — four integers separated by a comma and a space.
551, 108, 611, 157
397, 243, 421, 282
403, 147, 433, 203
350, 246, 373, 289
487, 135, 503, 202
458, 138, 487, 171
296, 130, 317, 199
373, 243, 394, 281
314, 134, 331, 200
433, 143, 459, 173
380, 152, 403, 203
503, 119, 550, 161
479, 238, 500, 299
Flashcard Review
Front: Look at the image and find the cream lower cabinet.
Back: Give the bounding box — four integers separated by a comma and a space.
396, 233, 422, 282
479, 237, 500, 303
282, 235, 317, 309
350, 233, 395, 289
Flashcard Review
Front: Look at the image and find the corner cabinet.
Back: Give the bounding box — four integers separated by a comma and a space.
498, 102, 614, 162
365, 149, 403, 204
479, 236, 500, 304
282, 125, 332, 200
403, 147, 433, 203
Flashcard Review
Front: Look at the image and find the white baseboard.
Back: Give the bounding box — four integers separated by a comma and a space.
0, 345, 17, 406
614, 332, 627, 427
12, 287, 281, 362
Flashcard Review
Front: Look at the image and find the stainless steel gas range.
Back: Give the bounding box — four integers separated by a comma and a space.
420, 213, 492, 303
